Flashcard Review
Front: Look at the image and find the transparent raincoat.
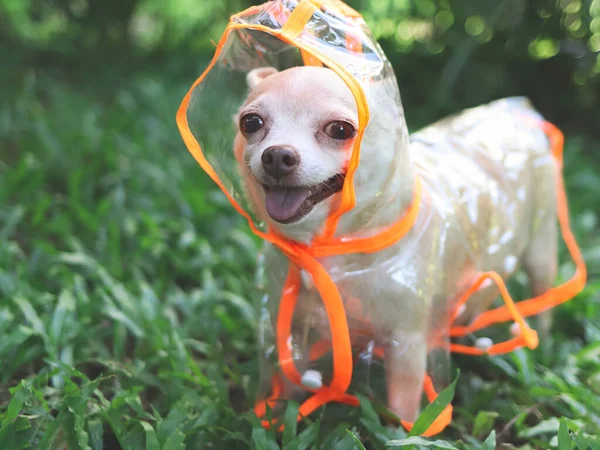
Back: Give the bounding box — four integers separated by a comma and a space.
176, 0, 586, 436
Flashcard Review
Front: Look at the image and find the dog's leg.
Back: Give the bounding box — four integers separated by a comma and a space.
522, 217, 558, 338
384, 330, 427, 423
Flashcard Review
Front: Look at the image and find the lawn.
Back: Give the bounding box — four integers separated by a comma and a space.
1, 59, 599, 449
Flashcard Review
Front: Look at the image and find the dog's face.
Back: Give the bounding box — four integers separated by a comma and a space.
237, 66, 358, 232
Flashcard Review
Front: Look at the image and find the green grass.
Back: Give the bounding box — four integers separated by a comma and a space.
1, 65, 599, 449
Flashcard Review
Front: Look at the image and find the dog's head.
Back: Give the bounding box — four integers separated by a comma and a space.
236, 65, 411, 241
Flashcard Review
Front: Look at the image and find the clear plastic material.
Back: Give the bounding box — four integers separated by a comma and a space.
177, 0, 585, 436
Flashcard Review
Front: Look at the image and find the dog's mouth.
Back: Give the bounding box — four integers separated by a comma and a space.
262, 174, 345, 224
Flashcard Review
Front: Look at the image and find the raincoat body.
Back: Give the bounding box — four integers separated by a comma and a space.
409, 98, 558, 324
176, 0, 586, 436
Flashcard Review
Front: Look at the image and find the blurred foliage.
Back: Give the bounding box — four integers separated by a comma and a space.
356, 0, 600, 132
1, 0, 599, 136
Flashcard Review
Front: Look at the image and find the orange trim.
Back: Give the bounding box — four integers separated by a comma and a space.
280, 0, 319, 40
448, 271, 539, 352
298, 253, 353, 393
300, 49, 324, 66
309, 178, 421, 256
309, 339, 333, 360
276, 267, 303, 385
254, 373, 283, 418
345, 30, 363, 54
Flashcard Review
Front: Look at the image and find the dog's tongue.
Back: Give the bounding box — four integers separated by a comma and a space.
265, 186, 310, 222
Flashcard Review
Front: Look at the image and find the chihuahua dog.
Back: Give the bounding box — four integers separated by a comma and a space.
235, 65, 557, 422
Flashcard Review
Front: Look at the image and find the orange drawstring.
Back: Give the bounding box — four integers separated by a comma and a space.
447, 271, 539, 355
447, 121, 586, 355
276, 267, 303, 386
254, 373, 284, 427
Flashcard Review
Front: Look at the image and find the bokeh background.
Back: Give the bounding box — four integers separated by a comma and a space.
1, 0, 599, 449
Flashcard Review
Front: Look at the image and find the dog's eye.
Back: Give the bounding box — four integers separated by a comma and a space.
324, 121, 356, 140
240, 114, 264, 134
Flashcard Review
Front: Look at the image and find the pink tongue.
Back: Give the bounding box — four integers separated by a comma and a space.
265, 186, 310, 222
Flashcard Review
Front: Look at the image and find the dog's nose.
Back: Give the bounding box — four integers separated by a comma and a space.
261, 146, 300, 179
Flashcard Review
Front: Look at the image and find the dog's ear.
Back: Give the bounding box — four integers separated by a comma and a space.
247, 67, 278, 90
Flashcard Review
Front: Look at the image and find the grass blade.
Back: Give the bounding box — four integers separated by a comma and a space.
558, 419, 571, 450
472, 411, 498, 440
386, 436, 458, 449
480, 430, 496, 450
14, 297, 47, 339
407, 371, 459, 437
162, 428, 186, 450
346, 429, 367, 450
140, 421, 161, 450
157, 406, 188, 446
251, 426, 279, 450
283, 421, 320, 450
281, 401, 299, 447
88, 419, 104, 450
